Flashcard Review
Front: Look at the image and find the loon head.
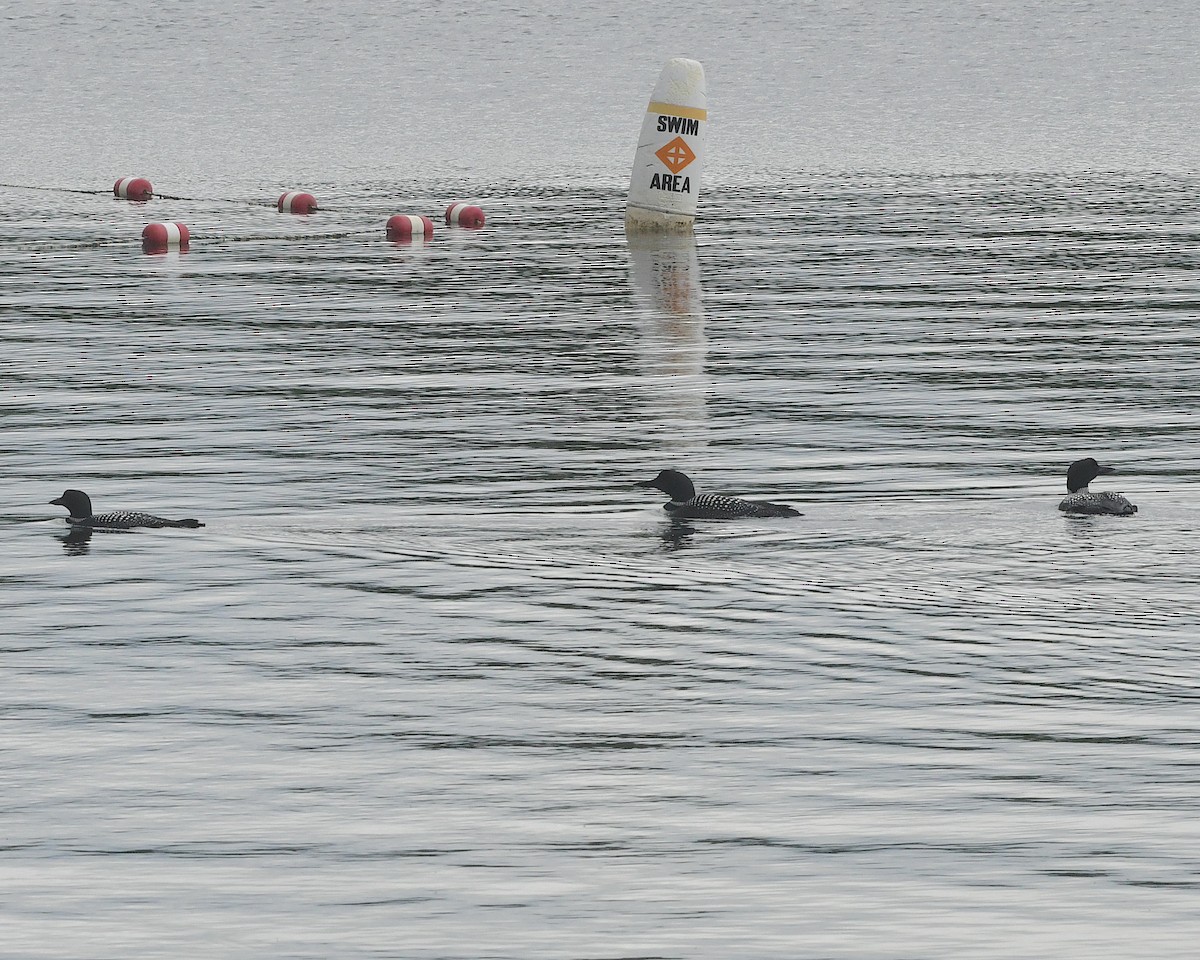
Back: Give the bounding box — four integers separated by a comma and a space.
635, 469, 696, 502
50, 489, 93, 519
1065, 458, 1116, 494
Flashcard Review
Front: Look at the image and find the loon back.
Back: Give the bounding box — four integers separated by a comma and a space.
1058, 492, 1137, 516
78, 510, 205, 530
667, 493, 801, 520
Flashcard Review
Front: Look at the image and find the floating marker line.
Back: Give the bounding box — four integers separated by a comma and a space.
145, 195, 353, 212
0, 182, 110, 195
0, 182, 462, 220
148, 194, 353, 211
196, 229, 379, 244
0, 182, 299, 207
0, 228, 382, 255
0, 238, 138, 253
0, 183, 321, 208
154, 193, 277, 206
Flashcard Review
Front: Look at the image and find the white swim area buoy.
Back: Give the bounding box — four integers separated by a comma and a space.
625, 58, 706, 233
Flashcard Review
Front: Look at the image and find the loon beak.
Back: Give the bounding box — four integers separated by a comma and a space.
49, 496, 64, 506
1096, 465, 1117, 476
633, 479, 655, 488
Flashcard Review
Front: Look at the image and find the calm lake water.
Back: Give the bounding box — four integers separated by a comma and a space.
4, 2, 1200, 959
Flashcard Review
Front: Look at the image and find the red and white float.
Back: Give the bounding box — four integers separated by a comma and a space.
278, 191, 318, 214
141, 222, 189, 253
114, 177, 154, 201
444, 203, 485, 228
386, 214, 434, 242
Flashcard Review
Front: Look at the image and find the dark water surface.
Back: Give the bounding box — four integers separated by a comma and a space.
4, 173, 1200, 959
5, 0, 1200, 956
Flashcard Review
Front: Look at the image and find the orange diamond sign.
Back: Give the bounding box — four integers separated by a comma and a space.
655, 136, 696, 174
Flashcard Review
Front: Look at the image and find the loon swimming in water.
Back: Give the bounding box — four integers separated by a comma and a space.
50, 489, 204, 529
636, 469, 801, 519
1057, 458, 1137, 516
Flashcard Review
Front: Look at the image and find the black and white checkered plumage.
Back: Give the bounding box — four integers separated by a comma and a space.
636, 469, 801, 520
50, 489, 204, 529
1057, 458, 1137, 516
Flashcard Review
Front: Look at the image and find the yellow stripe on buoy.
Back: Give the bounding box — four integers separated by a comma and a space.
646, 102, 708, 122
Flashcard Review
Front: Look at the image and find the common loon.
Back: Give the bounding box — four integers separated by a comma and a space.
50, 489, 204, 529
636, 469, 801, 519
1057, 458, 1137, 516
